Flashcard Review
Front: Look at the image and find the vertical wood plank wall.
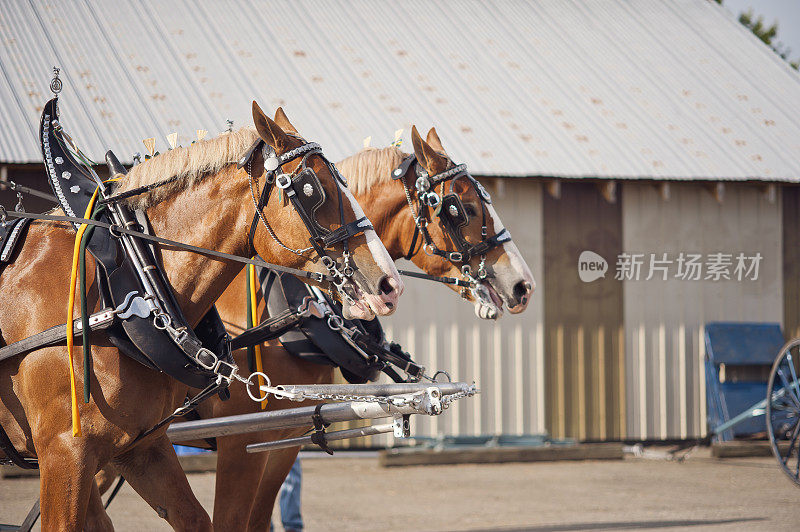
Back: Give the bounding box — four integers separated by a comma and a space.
783, 186, 800, 340
622, 182, 782, 440
543, 182, 625, 441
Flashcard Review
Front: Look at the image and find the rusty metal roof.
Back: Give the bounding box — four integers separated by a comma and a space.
2, 0, 800, 180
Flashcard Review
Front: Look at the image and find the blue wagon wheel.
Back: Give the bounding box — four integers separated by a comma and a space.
767, 338, 800, 487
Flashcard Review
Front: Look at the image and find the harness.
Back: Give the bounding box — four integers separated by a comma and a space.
253, 268, 425, 384
392, 154, 511, 286
0, 91, 369, 468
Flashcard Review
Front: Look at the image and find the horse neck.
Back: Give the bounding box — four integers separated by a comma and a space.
143, 165, 252, 325
357, 180, 415, 262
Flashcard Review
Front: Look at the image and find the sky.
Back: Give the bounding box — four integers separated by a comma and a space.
723, 0, 800, 63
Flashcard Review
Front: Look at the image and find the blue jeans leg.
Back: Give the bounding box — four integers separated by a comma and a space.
279, 458, 303, 531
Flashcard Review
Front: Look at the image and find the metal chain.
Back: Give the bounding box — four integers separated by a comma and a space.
261, 386, 476, 410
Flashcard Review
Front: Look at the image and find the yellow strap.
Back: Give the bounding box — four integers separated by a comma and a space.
248, 264, 268, 409
66, 188, 100, 437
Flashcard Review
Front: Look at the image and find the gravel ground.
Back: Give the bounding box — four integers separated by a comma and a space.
1, 449, 798, 531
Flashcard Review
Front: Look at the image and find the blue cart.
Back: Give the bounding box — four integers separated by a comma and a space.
706, 323, 800, 487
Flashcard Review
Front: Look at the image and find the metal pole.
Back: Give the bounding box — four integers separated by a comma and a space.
246, 423, 394, 453
168, 400, 425, 442
271, 382, 474, 397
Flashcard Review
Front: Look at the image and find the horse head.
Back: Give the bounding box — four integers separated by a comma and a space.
402, 125, 534, 319
249, 102, 403, 319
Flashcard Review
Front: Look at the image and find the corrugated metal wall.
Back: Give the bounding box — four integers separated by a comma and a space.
331, 179, 783, 447
622, 182, 782, 440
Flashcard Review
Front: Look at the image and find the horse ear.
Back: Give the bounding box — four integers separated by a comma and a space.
253, 101, 289, 152
274, 107, 299, 134
426, 127, 447, 155
411, 125, 447, 175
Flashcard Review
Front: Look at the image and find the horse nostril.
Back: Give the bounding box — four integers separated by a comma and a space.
378, 276, 395, 296
513, 280, 531, 305
385, 301, 393, 309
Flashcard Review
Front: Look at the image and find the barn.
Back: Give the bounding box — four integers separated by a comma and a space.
1, 0, 799, 443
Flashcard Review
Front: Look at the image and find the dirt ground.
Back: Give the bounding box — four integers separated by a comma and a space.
1, 449, 798, 531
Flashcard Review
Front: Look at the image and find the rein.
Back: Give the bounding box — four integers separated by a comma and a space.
0, 209, 332, 283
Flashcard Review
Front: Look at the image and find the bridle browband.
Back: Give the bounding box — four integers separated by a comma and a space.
240, 137, 372, 303
392, 154, 511, 286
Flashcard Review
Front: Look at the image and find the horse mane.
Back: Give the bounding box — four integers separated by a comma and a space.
337, 145, 408, 195
112, 128, 260, 209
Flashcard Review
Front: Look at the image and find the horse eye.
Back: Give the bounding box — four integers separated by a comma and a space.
464, 204, 478, 218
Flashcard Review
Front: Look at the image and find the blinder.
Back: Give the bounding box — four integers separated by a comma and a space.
284, 166, 327, 237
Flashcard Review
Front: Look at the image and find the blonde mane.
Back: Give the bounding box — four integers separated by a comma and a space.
337, 145, 408, 195
113, 128, 260, 208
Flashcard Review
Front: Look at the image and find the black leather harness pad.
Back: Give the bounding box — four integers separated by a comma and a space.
38, 99, 227, 389
391, 154, 417, 180
262, 271, 384, 383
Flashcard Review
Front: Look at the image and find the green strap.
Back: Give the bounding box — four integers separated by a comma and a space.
78, 205, 105, 403
245, 266, 255, 373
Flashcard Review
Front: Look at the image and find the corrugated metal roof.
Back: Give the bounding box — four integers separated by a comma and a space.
2, 0, 800, 180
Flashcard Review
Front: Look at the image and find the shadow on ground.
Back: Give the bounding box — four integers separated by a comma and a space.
449, 517, 766, 532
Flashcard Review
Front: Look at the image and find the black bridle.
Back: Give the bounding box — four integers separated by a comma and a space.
241, 137, 372, 303
392, 154, 511, 285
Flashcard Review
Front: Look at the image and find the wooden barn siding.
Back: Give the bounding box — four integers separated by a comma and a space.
332, 179, 546, 448
622, 182, 782, 440
783, 186, 800, 340
543, 182, 625, 441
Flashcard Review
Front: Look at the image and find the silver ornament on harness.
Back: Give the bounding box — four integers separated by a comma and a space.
415, 176, 430, 193
303, 183, 314, 197
265, 156, 279, 172
448, 204, 459, 217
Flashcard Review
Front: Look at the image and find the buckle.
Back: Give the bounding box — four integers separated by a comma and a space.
195, 348, 218, 371
214, 359, 237, 380
423, 192, 441, 208
449, 251, 463, 262
276, 173, 292, 189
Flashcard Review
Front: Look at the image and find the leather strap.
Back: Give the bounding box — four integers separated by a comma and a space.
310, 403, 333, 455
321, 217, 372, 248
0, 308, 115, 364
228, 308, 305, 351
0, 210, 330, 282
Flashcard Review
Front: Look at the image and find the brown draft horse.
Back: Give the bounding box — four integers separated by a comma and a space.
195, 123, 536, 530
0, 102, 402, 530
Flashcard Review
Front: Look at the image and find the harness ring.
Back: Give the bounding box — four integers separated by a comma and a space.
108, 224, 123, 238
152, 313, 171, 330
245, 371, 272, 403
